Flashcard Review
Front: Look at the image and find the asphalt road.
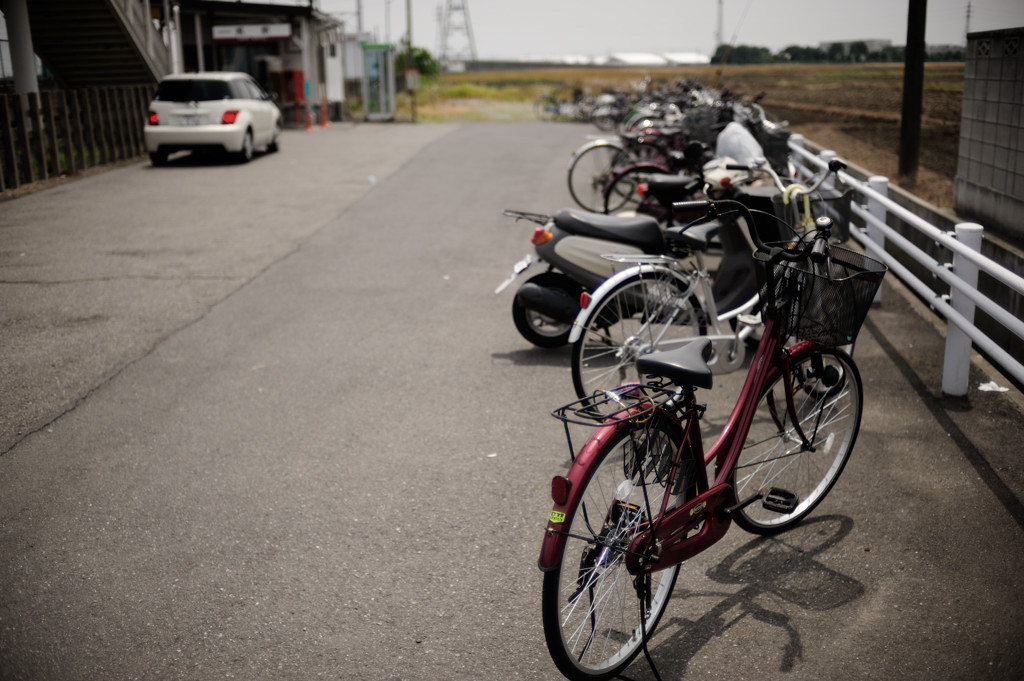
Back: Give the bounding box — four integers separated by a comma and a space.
2, 121, 1023, 681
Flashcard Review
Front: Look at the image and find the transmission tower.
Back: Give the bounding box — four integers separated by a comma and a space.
715, 0, 724, 49
439, 0, 478, 71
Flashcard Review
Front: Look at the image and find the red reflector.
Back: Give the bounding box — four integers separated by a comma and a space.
531, 228, 553, 246
720, 176, 732, 189
221, 110, 240, 124
551, 476, 571, 506
579, 292, 590, 309
637, 182, 647, 198
148, 110, 159, 126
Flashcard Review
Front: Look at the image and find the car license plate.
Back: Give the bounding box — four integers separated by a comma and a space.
177, 115, 205, 126
494, 254, 536, 294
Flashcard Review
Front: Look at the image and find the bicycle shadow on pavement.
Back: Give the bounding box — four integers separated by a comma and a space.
643, 515, 864, 679
490, 346, 572, 368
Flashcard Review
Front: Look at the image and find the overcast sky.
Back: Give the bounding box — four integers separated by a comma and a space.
316, 0, 1024, 60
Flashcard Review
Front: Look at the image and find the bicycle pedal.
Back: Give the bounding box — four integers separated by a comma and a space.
762, 488, 798, 514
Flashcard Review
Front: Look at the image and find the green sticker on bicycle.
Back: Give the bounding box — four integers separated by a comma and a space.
549, 511, 566, 524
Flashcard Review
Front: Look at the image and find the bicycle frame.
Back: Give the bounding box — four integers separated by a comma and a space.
539, 315, 816, 574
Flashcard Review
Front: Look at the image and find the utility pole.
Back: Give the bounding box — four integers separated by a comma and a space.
407, 0, 416, 122
899, 0, 927, 179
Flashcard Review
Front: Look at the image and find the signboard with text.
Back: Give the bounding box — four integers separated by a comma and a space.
213, 24, 291, 43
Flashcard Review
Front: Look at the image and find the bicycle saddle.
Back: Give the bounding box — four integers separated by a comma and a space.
636, 338, 714, 390
552, 208, 663, 254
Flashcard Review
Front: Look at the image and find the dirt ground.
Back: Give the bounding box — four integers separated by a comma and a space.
760, 87, 960, 209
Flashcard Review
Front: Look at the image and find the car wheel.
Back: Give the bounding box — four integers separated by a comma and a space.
267, 122, 281, 153
237, 130, 254, 163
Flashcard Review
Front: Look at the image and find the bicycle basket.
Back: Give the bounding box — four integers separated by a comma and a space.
760, 244, 887, 347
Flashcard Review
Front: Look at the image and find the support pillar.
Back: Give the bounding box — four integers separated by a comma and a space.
2, 0, 39, 105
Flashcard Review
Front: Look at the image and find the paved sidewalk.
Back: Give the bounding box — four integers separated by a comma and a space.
1, 121, 1022, 680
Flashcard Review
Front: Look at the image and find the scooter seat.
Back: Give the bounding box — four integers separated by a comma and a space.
665, 221, 719, 253
636, 338, 714, 390
552, 209, 663, 254
645, 174, 702, 206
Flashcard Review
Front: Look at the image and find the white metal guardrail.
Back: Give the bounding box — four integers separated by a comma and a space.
788, 134, 1024, 397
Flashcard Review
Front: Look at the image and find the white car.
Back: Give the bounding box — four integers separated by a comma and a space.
144, 72, 282, 165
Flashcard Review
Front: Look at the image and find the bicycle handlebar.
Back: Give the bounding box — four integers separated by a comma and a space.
724, 158, 847, 196
672, 199, 830, 265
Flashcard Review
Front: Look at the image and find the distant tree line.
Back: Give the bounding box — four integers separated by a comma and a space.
711, 43, 965, 64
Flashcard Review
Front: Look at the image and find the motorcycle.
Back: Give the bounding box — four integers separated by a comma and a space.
496, 163, 720, 347
495, 208, 671, 348
496, 116, 790, 350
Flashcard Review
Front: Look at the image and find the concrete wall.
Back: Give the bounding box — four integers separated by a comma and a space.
954, 27, 1024, 243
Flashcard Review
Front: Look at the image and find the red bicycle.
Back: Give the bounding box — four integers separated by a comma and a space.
538, 198, 887, 681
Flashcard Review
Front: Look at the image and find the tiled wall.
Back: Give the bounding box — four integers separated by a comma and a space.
954, 27, 1024, 242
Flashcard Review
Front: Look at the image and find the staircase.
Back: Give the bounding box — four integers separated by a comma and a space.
26, 0, 171, 87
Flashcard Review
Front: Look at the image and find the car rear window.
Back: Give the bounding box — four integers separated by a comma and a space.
154, 79, 234, 102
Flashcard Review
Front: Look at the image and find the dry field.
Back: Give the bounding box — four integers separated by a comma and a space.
417, 63, 963, 208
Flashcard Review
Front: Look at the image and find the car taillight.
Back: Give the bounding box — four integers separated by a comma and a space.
148, 111, 159, 125
221, 110, 240, 124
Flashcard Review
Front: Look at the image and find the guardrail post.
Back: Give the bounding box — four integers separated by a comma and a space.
941, 222, 984, 397
867, 176, 889, 303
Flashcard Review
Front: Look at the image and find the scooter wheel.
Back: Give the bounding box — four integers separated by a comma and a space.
511, 273, 582, 348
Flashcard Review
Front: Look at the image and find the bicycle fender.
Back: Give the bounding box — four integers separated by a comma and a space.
567, 265, 691, 344
567, 137, 621, 165
538, 421, 625, 572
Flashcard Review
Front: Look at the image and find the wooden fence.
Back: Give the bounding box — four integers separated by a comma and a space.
0, 86, 154, 194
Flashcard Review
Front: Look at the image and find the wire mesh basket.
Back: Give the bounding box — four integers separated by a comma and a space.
758, 244, 887, 347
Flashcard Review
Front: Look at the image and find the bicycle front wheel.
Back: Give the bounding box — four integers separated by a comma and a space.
732, 347, 863, 535
572, 269, 706, 399
542, 414, 686, 681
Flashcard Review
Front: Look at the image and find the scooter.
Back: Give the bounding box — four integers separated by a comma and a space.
496, 174, 703, 348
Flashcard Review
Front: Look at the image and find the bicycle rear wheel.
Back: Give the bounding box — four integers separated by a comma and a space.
572, 268, 706, 399
731, 347, 863, 535
567, 142, 633, 213
542, 414, 686, 681
602, 165, 665, 215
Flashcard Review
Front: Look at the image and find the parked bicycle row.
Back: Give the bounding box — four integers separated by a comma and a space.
498, 105, 888, 680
